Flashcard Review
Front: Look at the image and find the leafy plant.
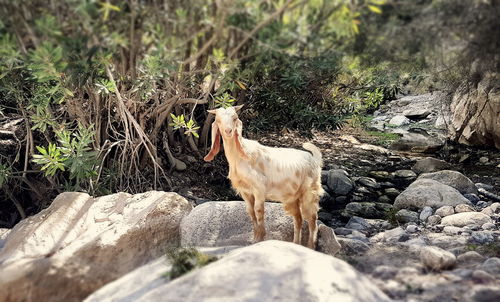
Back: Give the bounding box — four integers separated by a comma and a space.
165, 247, 218, 280
169, 114, 201, 138
0, 163, 11, 188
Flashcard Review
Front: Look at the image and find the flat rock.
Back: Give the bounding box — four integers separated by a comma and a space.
412, 157, 451, 174
394, 179, 471, 210
418, 170, 478, 195
91, 240, 390, 302
403, 108, 431, 119
441, 212, 493, 227
389, 115, 411, 126
0, 191, 193, 302
180, 201, 341, 256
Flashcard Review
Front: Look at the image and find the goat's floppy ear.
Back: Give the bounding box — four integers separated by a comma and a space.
233, 104, 244, 112
204, 121, 221, 161
234, 119, 249, 160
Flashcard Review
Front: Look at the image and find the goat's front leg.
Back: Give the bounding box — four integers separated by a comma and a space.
253, 192, 266, 242
241, 192, 258, 233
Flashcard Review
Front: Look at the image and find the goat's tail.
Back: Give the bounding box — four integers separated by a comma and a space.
303, 142, 323, 168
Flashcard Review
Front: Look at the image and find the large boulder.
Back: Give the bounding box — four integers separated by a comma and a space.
449, 72, 500, 149
180, 201, 341, 256
86, 240, 390, 302
0, 191, 192, 302
418, 170, 478, 195
394, 179, 471, 210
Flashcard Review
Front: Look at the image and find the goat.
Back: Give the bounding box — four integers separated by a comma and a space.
204, 105, 324, 248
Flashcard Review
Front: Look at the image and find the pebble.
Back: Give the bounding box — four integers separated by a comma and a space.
472, 270, 495, 283
435, 205, 455, 217
427, 215, 441, 225
471, 231, 494, 244
419, 206, 433, 221
454, 204, 475, 213
481, 222, 495, 230
406, 224, 418, 233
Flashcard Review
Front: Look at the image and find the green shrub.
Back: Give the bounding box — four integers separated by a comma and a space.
165, 247, 218, 280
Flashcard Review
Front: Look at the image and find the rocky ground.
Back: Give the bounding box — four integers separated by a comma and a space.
1, 93, 499, 301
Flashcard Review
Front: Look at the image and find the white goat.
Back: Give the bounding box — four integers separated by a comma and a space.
204, 105, 324, 248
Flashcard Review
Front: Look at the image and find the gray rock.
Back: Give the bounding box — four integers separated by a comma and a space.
372, 265, 399, 280
345, 216, 372, 233
475, 183, 494, 191
443, 226, 462, 235
369, 171, 392, 181
471, 231, 494, 244
465, 285, 500, 302
481, 202, 500, 216
479, 257, 500, 275
464, 193, 481, 203
88, 241, 390, 302
406, 225, 418, 233
455, 204, 475, 213
338, 237, 371, 254
418, 170, 478, 195
420, 206, 434, 221
357, 177, 380, 189
477, 201, 490, 208
180, 201, 341, 256
394, 179, 471, 210
472, 270, 496, 283
326, 169, 354, 196
427, 215, 442, 225
435, 205, 455, 217
481, 222, 495, 230
334, 227, 352, 236
390, 132, 445, 153
377, 195, 392, 204
441, 212, 493, 227
335, 196, 348, 204
318, 211, 333, 222
344, 202, 392, 219
389, 115, 411, 126
383, 227, 408, 243
457, 251, 485, 264
420, 246, 456, 270
384, 188, 400, 198
395, 209, 419, 223
412, 157, 451, 174
403, 108, 431, 119
394, 169, 417, 179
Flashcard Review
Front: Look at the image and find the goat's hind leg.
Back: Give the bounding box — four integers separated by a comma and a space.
300, 193, 319, 249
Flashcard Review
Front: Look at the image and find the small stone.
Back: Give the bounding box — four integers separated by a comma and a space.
479, 257, 500, 275
378, 195, 392, 204
406, 225, 418, 233
472, 270, 495, 283
457, 251, 485, 264
464, 193, 480, 203
452, 268, 473, 278
475, 183, 494, 190
389, 115, 411, 126
369, 171, 392, 181
335, 196, 347, 204
383, 227, 408, 243
420, 246, 456, 270
477, 201, 489, 208
334, 227, 352, 236
372, 265, 398, 280
345, 216, 372, 233
318, 211, 333, 222
471, 231, 494, 244
443, 226, 462, 235
435, 205, 455, 217
384, 188, 400, 198
455, 204, 475, 213
466, 286, 500, 301
326, 169, 354, 196
427, 215, 441, 225
412, 157, 451, 174
419, 206, 434, 221
482, 222, 495, 230
395, 209, 419, 223
337, 238, 370, 254
357, 177, 381, 189
394, 169, 417, 179
479, 157, 489, 164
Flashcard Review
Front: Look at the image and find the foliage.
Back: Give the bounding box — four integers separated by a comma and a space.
165, 247, 218, 280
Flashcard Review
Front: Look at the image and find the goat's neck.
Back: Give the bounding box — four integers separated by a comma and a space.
221, 136, 244, 169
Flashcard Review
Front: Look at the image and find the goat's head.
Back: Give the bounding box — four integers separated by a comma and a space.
204, 105, 248, 161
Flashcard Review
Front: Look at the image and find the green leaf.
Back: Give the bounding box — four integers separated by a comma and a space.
368, 5, 382, 14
